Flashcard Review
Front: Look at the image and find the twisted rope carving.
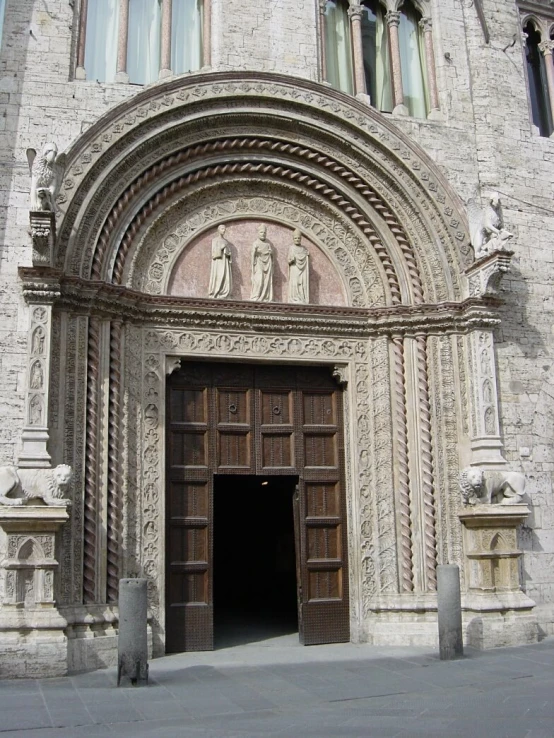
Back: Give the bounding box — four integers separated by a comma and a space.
416, 333, 437, 590
392, 335, 413, 592
106, 319, 122, 602
90, 137, 423, 303
83, 317, 100, 604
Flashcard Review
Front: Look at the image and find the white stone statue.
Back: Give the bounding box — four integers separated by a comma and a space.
26, 143, 67, 212
467, 194, 513, 260
288, 229, 309, 304
0, 464, 72, 506
459, 466, 527, 506
251, 224, 274, 302
208, 224, 232, 299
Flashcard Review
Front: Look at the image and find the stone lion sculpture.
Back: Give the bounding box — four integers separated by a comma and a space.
0, 464, 72, 506
459, 466, 526, 506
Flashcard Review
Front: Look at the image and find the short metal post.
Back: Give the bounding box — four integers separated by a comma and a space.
437, 564, 464, 660
117, 578, 149, 686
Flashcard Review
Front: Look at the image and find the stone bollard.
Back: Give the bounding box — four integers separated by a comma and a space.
437, 564, 464, 660
117, 578, 149, 686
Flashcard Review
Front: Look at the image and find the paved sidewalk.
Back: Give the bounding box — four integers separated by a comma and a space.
1, 635, 553, 737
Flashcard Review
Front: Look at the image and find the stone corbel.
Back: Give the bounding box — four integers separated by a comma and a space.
465, 249, 513, 299
29, 210, 56, 267
332, 364, 349, 387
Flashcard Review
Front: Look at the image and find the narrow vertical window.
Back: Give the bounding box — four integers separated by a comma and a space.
324, 0, 354, 95
361, 0, 393, 112
524, 22, 553, 136
127, 0, 162, 84
0, 0, 6, 50
172, 0, 203, 74
84, 0, 120, 82
398, 1, 428, 118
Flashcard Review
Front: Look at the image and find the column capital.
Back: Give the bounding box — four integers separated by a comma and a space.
538, 39, 554, 56
386, 10, 401, 27
347, 3, 364, 20
318, 0, 327, 12
419, 16, 433, 33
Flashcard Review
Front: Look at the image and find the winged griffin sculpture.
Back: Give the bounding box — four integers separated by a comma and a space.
467, 194, 513, 260
26, 143, 66, 212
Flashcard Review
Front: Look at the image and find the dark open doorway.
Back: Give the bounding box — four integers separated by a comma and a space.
213, 474, 299, 647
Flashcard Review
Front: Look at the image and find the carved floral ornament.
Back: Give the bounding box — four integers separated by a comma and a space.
48, 73, 472, 306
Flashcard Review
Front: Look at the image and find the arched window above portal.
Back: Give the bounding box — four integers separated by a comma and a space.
76, 0, 206, 83
321, 0, 438, 118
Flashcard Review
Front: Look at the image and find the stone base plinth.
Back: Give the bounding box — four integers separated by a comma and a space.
459, 504, 538, 649
362, 594, 440, 647
0, 505, 69, 677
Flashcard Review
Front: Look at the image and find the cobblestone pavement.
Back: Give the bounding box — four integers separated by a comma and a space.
1, 635, 553, 737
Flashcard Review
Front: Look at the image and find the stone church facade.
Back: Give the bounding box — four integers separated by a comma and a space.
0, 0, 553, 677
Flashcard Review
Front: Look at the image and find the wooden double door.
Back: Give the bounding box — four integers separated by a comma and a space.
165, 362, 349, 652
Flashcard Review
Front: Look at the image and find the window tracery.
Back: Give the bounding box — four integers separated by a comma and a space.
76, 0, 207, 84
321, 0, 439, 119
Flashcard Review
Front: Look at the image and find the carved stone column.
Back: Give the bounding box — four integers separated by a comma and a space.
203, 0, 212, 68
115, 0, 130, 83
75, 0, 89, 80
348, 2, 367, 97
459, 505, 537, 648
538, 40, 554, 129
160, 0, 173, 78
0, 506, 69, 677
418, 16, 440, 119
385, 9, 408, 116
464, 251, 513, 467
318, 0, 328, 83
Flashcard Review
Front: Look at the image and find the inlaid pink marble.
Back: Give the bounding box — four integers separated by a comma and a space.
168, 220, 347, 306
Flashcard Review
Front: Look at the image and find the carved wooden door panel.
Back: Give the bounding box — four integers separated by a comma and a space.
166, 367, 213, 652
295, 373, 350, 645
166, 363, 349, 652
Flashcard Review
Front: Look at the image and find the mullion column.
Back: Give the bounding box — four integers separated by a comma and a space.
385, 8, 408, 115
160, 0, 173, 78
115, 0, 130, 83
538, 40, 554, 129
419, 16, 441, 118
75, 0, 89, 79
348, 2, 367, 97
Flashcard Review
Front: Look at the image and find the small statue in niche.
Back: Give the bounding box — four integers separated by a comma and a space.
288, 229, 310, 304
459, 466, 527, 505
30, 361, 44, 390
251, 224, 274, 302
26, 143, 66, 212
467, 194, 513, 260
208, 224, 232, 299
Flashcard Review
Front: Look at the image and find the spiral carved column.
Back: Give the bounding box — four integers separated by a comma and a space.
392, 335, 413, 592
107, 320, 123, 602
416, 333, 437, 590
83, 317, 101, 604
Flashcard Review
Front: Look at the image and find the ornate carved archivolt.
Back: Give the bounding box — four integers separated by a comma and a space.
17, 73, 517, 648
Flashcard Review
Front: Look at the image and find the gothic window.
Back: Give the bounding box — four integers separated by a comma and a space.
322, 0, 438, 119
522, 18, 554, 137
78, 0, 205, 84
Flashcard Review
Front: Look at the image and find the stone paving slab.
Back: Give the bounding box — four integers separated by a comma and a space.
1, 636, 554, 737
